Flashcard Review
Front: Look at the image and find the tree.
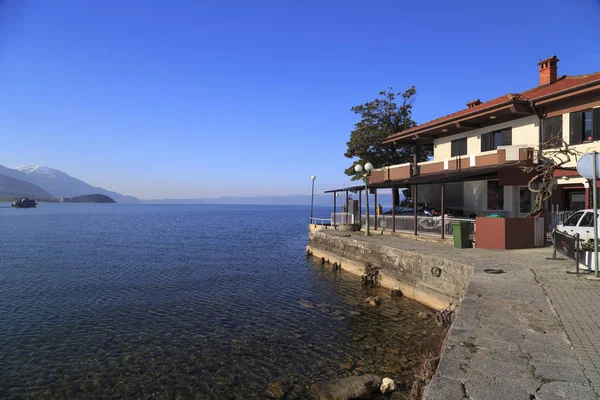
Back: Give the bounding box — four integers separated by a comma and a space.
344, 87, 431, 205
521, 137, 581, 217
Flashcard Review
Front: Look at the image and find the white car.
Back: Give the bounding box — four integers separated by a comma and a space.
555, 210, 599, 242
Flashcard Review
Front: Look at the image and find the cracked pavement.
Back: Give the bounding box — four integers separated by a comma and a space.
422, 246, 597, 399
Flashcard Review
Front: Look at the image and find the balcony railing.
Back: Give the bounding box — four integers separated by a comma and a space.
370, 146, 534, 184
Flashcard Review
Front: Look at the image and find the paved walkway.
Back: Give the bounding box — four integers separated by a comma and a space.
322, 231, 599, 399
532, 258, 600, 395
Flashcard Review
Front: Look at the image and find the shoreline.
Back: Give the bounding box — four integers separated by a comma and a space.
307, 227, 597, 399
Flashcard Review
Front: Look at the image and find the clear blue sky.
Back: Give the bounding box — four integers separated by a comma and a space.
1, 0, 599, 199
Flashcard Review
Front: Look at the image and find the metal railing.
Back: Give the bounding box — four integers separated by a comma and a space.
360, 214, 476, 238
310, 217, 332, 226
331, 212, 356, 225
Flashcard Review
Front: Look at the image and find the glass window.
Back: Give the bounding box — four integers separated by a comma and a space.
481, 128, 512, 152
451, 138, 467, 157
563, 211, 585, 227
578, 212, 597, 227
541, 116, 562, 148
487, 181, 504, 210
519, 187, 531, 213
570, 109, 598, 144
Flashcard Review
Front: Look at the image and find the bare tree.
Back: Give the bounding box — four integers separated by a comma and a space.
521, 136, 581, 217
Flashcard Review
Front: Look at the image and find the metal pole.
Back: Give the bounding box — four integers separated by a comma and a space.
374, 189, 378, 230
392, 187, 396, 233
441, 183, 445, 240
365, 178, 370, 236
413, 185, 418, 236
358, 189, 362, 227
345, 190, 349, 224
333, 192, 337, 227
594, 151, 598, 277
310, 179, 315, 222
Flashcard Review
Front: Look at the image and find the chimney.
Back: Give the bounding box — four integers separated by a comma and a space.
467, 99, 482, 108
538, 56, 559, 86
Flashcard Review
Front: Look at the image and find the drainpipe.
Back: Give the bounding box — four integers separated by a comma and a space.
529, 100, 544, 155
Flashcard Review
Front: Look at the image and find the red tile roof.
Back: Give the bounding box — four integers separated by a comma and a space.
389, 72, 600, 140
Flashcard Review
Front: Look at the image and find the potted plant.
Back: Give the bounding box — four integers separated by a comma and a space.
579, 239, 598, 270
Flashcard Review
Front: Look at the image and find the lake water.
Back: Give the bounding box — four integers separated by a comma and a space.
0, 204, 443, 399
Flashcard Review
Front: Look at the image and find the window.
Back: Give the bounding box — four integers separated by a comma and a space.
570, 108, 600, 144
563, 211, 585, 227
481, 128, 512, 152
487, 181, 504, 210
541, 116, 562, 148
451, 138, 467, 157
519, 187, 531, 213
578, 212, 598, 227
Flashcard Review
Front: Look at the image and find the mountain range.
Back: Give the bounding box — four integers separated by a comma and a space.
0, 165, 140, 203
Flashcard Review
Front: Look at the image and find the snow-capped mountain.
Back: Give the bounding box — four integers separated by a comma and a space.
14, 165, 59, 178
0, 165, 140, 203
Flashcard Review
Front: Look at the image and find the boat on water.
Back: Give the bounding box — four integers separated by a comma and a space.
12, 198, 38, 208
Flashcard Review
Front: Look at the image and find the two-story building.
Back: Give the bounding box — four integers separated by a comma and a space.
370, 56, 600, 217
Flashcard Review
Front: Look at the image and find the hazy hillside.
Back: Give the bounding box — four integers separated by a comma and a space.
61, 194, 116, 203
1, 165, 140, 203
0, 174, 55, 200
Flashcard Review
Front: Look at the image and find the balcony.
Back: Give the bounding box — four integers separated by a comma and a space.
370, 146, 534, 185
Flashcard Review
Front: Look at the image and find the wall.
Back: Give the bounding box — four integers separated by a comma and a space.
433, 115, 539, 161
307, 230, 473, 310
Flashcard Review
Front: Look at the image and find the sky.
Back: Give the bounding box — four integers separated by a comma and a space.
1, 0, 599, 199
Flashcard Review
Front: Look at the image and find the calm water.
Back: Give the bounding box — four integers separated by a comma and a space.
0, 204, 443, 399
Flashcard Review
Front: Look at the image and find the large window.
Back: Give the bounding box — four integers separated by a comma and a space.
519, 187, 531, 213
487, 181, 504, 210
481, 128, 512, 152
570, 108, 600, 144
451, 138, 467, 157
541, 116, 563, 148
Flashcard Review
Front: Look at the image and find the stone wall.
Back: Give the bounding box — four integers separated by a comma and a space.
307, 229, 473, 310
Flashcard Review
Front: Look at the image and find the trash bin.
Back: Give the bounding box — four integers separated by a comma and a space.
452, 221, 471, 248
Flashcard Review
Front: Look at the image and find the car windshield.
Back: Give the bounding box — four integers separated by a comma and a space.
563, 211, 585, 227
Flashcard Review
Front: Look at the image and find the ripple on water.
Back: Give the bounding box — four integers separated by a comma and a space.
0, 204, 444, 399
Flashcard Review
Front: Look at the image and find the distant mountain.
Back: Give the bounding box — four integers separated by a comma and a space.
1, 165, 140, 204
61, 194, 116, 203
0, 174, 55, 200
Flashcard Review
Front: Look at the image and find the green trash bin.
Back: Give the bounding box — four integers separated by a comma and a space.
452, 221, 471, 248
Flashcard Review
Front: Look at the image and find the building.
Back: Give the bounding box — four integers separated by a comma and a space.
370, 56, 600, 215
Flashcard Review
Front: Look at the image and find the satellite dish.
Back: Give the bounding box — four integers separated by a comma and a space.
576, 153, 600, 179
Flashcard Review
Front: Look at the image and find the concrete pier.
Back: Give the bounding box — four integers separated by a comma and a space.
307, 227, 598, 399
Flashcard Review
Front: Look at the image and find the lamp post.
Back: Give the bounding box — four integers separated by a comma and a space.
310, 175, 316, 222
355, 162, 374, 235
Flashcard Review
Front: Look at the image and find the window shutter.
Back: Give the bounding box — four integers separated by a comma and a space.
502, 129, 512, 145
594, 108, 600, 141
571, 112, 583, 144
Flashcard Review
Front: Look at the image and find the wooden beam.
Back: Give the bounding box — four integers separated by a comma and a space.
509, 103, 534, 115
454, 121, 481, 130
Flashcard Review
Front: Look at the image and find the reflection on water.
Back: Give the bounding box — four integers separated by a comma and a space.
0, 204, 443, 399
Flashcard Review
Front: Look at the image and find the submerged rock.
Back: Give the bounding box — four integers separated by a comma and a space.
389, 289, 403, 297
364, 296, 381, 307
265, 380, 287, 399
417, 312, 429, 320
310, 374, 382, 400
380, 377, 396, 393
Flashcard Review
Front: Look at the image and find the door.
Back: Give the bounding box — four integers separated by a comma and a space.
567, 190, 586, 211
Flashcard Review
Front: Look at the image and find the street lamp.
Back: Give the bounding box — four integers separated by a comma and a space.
310, 175, 316, 222
355, 162, 374, 235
